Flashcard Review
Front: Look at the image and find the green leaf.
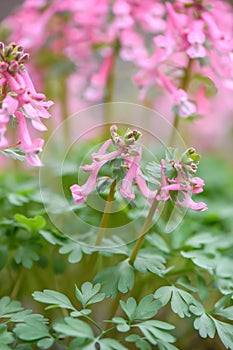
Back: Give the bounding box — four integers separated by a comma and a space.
190, 74, 218, 97
214, 293, 233, 311
94, 260, 134, 297
14, 319, 50, 341
196, 273, 209, 301
154, 286, 204, 318
53, 317, 94, 339
176, 276, 197, 293
37, 337, 54, 349
126, 334, 152, 350
0, 325, 14, 345
215, 306, 233, 321
59, 241, 83, 263
194, 313, 216, 338
134, 249, 166, 276
111, 317, 130, 332
120, 295, 161, 323
15, 245, 40, 268
135, 295, 162, 321
181, 250, 216, 271
70, 309, 92, 317
213, 319, 233, 349
146, 234, 170, 253
39, 230, 63, 245
120, 298, 137, 323
135, 320, 176, 346
75, 282, 105, 308
32, 290, 76, 311
8, 193, 29, 206
14, 214, 46, 231
10, 310, 33, 322
97, 338, 127, 350
0, 297, 23, 318
0, 147, 25, 161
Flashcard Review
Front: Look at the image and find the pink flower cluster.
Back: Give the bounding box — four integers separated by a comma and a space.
71, 126, 207, 211
134, 0, 233, 117
70, 125, 156, 204
5, 0, 233, 116
0, 42, 53, 166
157, 148, 207, 211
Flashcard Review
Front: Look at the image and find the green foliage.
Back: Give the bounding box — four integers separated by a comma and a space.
0, 297, 53, 349
154, 286, 204, 318
75, 282, 105, 308
95, 259, 135, 297
53, 317, 94, 339
133, 248, 167, 276
0, 148, 25, 161
14, 214, 46, 232
32, 289, 76, 311
0, 149, 233, 349
120, 295, 162, 322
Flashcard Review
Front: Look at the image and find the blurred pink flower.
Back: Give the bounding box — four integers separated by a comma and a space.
15, 111, 44, 167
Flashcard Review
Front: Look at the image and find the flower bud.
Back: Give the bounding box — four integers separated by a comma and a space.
0, 42, 5, 56
18, 53, 30, 64
8, 60, 19, 74
0, 62, 8, 71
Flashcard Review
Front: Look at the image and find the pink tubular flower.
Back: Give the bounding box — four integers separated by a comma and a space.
120, 148, 142, 200
135, 167, 157, 200
173, 89, 196, 118
177, 192, 207, 212
0, 42, 53, 166
155, 148, 207, 211
71, 139, 115, 204
84, 53, 114, 101
0, 94, 18, 123
15, 111, 44, 167
187, 20, 206, 59
71, 125, 156, 205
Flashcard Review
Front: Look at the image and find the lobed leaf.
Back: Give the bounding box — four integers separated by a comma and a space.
75, 282, 105, 308
32, 290, 76, 311
95, 260, 134, 297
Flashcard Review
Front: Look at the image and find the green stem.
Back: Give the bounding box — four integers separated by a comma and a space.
10, 267, 25, 300
83, 314, 104, 332
169, 59, 193, 147
95, 179, 116, 246
107, 293, 122, 323
88, 180, 116, 276
169, 114, 180, 148
129, 198, 159, 266
0, 141, 21, 151
0, 82, 8, 102
103, 42, 119, 130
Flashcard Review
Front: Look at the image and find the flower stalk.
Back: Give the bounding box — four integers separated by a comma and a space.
169, 59, 194, 147
129, 197, 159, 266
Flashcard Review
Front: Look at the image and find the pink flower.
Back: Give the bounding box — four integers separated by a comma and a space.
120, 149, 142, 200
177, 192, 207, 212
84, 53, 114, 101
0, 123, 8, 147
0, 94, 18, 123
71, 126, 156, 205
15, 111, 44, 167
71, 139, 115, 204
187, 20, 206, 59
157, 157, 207, 211
135, 167, 157, 200
173, 89, 196, 118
